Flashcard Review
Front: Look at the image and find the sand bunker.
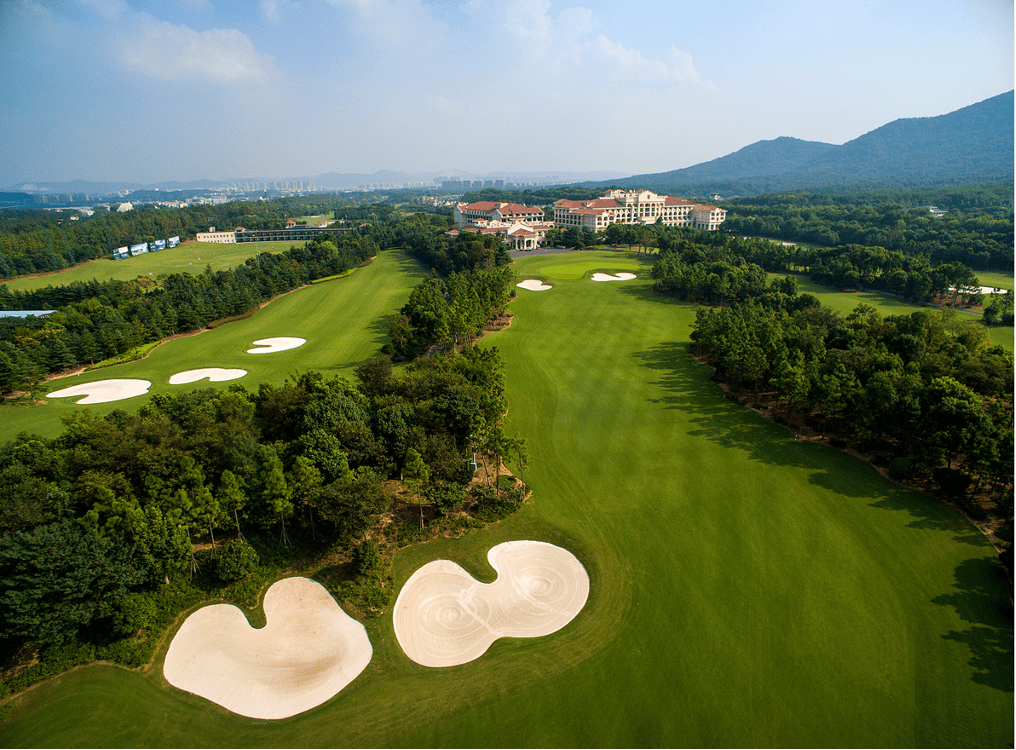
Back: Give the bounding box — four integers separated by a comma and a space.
591, 272, 636, 282
163, 577, 372, 720
169, 368, 247, 385
246, 337, 306, 354
393, 540, 589, 668
47, 379, 152, 404
516, 279, 553, 291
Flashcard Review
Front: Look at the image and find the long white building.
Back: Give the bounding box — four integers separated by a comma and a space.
553, 189, 726, 231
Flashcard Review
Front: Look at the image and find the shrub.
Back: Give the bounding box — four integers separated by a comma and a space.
887, 458, 914, 481
353, 540, 380, 575
426, 480, 466, 513
216, 539, 259, 583
112, 592, 160, 637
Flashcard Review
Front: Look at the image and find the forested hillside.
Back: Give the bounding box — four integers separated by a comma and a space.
582, 91, 1014, 196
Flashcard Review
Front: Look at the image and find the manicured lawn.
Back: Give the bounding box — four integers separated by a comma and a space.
768, 271, 1014, 352
0, 251, 1011, 748
2, 240, 303, 293
973, 269, 1014, 291
0, 251, 428, 444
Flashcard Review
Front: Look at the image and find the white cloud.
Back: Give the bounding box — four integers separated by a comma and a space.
123, 18, 275, 84
595, 35, 705, 85
260, 0, 298, 23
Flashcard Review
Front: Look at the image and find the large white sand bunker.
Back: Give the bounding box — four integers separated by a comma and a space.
163, 577, 372, 720
47, 379, 152, 404
393, 540, 589, 668
246, 337, 306, 354
516, 279, 553, 291
168, 368, 247, 385
591, 272, 636, 282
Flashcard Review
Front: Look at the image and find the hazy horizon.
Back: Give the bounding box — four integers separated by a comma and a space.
1, 0, 1012, 187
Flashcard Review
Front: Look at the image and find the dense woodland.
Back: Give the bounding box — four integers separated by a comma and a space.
0, 348, 527, 691
723, 200, 1013, 270
0, 212, 522, 698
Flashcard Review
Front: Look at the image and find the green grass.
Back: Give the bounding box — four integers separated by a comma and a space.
0, 251, 428, 444
770, 271, 1014, 352
973, 269, 1014, 291
2, 240, 304, 293
0, 251, 1011, 748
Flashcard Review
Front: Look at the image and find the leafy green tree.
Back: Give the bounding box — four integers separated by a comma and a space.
216, 538, 259, 582
0, 519, 144, 646
260, 452, 293, 547
403, 448, 430, 528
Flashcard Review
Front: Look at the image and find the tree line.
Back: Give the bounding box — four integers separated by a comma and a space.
0, 233, 375, 399
690, 301, 1012, 523
0, 193, 450, 279
0, 344, 523, 662
722, 199, 1013, 270
645, 228, 1012, 314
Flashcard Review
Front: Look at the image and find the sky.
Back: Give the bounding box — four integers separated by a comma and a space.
0, 0, 1012, 186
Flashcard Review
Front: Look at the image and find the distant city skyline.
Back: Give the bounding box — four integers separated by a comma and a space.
1, 0, 1011, 187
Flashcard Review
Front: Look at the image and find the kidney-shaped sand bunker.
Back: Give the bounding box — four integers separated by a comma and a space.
163, 577, 372, 719
393, 540, 589, 667
47, 379, 152, 404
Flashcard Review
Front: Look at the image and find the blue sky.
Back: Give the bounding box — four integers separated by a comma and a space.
0, 0, 1012, 185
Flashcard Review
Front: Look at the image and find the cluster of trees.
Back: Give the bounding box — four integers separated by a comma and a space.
646, 229, 1004, 308
722, 185, 1013, 214
691, 301, 1013, 516
386, 266, 516, 359
0, 342, 514, 651
397, 221, 511, 276
722, 200, 1013, 270
0, 234, 375, 398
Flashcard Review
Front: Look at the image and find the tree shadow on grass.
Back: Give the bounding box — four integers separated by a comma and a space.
933, 557, 1014, 693
632, 341, 995, 529
635, 339, 1013, 693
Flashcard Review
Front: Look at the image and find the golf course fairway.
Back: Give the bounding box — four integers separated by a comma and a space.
0, 250, 1011, 748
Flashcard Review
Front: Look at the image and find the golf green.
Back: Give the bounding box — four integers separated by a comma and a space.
0, 251, 1010, 748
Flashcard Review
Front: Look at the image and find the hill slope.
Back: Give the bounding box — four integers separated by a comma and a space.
588, 91, 1014, 196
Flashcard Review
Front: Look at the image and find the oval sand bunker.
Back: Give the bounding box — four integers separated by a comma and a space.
393, 540, 589, 667
163, 577, 372, 719
591, 272, 636, 282
169, 368, 247, 385
246, 337, 306, 354
516, 279, 553, 291
47, 379, 152, 404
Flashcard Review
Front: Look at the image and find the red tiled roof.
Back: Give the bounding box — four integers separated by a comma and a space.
500, 202, 539, 211
664, 197, 694, 206
463, 201, 498, 211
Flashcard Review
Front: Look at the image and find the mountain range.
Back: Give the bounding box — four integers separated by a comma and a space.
580, 90, 1014, 197
6, 92, 1012, 199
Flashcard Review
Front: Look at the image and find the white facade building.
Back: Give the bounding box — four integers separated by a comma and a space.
454, 200, 546, 226
553, 189, 726, 232
453, 200, 553, 249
